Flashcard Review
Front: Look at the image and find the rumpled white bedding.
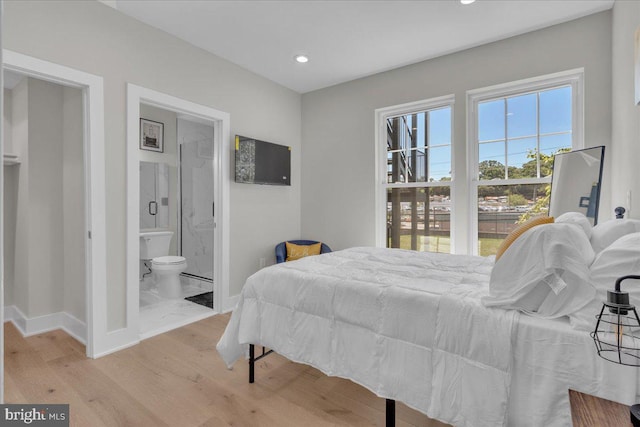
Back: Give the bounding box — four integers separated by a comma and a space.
217, 247, 639, 427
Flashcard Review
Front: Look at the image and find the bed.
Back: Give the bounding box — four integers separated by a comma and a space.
217, 215, 640, 427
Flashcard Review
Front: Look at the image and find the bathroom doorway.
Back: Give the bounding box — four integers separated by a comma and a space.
137, 107, 216, 338
126, 84, 230, 343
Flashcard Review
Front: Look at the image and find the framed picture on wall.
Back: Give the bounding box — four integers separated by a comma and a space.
140, 118, 164, 152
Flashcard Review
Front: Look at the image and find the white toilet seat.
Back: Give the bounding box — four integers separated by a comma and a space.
152, 255, 186, 266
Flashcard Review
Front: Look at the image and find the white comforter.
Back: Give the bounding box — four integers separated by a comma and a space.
217, 247, 638, 427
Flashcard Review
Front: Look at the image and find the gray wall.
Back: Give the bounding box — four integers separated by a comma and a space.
4, 0, 302, 330
25, 78, 65, 317
3, 89, 11, 153
611, 1, 640, 218
301, 12, 612, 253
11, 78, 28, 315
27, 78, 65, 317
5, 78, 85, 321
3, 89, 15, 307
62, 86, 86, 322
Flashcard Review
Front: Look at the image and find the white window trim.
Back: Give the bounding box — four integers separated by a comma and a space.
374, 95, 455, 250
466, 69, 585, 255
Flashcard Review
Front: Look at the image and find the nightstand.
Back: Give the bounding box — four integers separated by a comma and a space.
569, 389, 632, 427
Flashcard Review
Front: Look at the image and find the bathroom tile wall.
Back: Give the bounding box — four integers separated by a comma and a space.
178, 118, 214, 281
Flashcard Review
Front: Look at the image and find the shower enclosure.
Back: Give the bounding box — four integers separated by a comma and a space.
178, 118, 215, 285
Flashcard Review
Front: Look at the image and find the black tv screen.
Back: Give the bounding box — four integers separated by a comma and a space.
235, 135, 291, 185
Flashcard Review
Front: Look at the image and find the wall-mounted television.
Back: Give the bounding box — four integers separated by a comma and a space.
235, 135, 291, 186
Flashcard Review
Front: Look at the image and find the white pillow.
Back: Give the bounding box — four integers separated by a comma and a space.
554, 212, 592, 239
570, 232, 640, 331
483, 222, 595, 318
590, 219, 640, 253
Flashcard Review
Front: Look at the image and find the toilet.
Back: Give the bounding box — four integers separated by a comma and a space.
140, 231, 187, 299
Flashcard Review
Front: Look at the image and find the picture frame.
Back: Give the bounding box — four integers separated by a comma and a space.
140, 118, 164, 152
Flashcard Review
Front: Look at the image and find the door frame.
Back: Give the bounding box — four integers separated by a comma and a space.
126, 84, 230, 341
2, 50, 107, 358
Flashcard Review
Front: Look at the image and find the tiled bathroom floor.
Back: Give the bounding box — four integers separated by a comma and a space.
139, 275, 215, 340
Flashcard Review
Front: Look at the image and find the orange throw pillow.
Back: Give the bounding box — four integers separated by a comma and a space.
286, 242, 322, 261
495, 216, 554, 261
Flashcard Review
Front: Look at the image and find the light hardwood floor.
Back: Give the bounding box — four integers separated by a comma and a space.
4, 314, 449, 427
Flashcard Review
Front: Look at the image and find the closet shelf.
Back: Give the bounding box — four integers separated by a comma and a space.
3, 153, 20, 165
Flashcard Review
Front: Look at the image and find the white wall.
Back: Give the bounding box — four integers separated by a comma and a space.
610, 1, 640, 218
301, 12, 612, 253
4, 0, 301, 329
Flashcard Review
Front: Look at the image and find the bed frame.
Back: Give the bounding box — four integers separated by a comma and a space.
248, 344, 397, 427
244, 210, 631, 425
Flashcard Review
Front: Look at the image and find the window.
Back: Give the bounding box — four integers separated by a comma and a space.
375, 96, 454, 253
468, 70, 584, 256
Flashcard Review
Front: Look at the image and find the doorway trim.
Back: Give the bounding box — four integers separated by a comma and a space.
3, 49, 107, 358
126, 84, 230, 342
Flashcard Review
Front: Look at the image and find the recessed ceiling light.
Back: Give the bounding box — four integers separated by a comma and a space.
294, 54, 309, 64
460, 0, 476, 4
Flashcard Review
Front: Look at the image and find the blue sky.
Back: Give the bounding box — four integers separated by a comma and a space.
477, 86, 572, 178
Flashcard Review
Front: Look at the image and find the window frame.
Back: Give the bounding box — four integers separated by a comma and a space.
466, 69, 585, 255
374, 95, 455, 251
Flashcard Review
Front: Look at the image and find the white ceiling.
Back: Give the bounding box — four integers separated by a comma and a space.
110, 0, 613, 93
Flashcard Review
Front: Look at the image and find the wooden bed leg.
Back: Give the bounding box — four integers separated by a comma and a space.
386, 399, 395, 427
249, 344, 255, 384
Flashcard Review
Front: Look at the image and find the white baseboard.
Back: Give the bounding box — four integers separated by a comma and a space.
223, 294, 240, 313
92, 334, 139, 358
4, 305, 87, 344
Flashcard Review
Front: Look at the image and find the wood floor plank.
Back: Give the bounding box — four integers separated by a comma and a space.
4, 315, 448, 427
47, 353, 169, 427
4, 323, 108, 427
4, 372, 27, 403
23, 329, 85, 362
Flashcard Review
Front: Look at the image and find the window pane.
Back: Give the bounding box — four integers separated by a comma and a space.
428, 145, 452, 182
540, 86, 572, 134
540, 133, 571, 157
507, 137, 537, 178
387, 116, 412, 151
413, 112, 427, 149
429, 107, 451, 146
477, 183, 549, 256
507, 93, 537, 138
479, 141, 506, 180
407, 148, 427, 183
478, 99, 505, 142
387, 150, 406, 183
387, 187, 451, 253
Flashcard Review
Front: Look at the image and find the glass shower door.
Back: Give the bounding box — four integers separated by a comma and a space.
178, 118, 214, 281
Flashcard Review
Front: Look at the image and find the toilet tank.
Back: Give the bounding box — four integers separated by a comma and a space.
140, 231, 173, 259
